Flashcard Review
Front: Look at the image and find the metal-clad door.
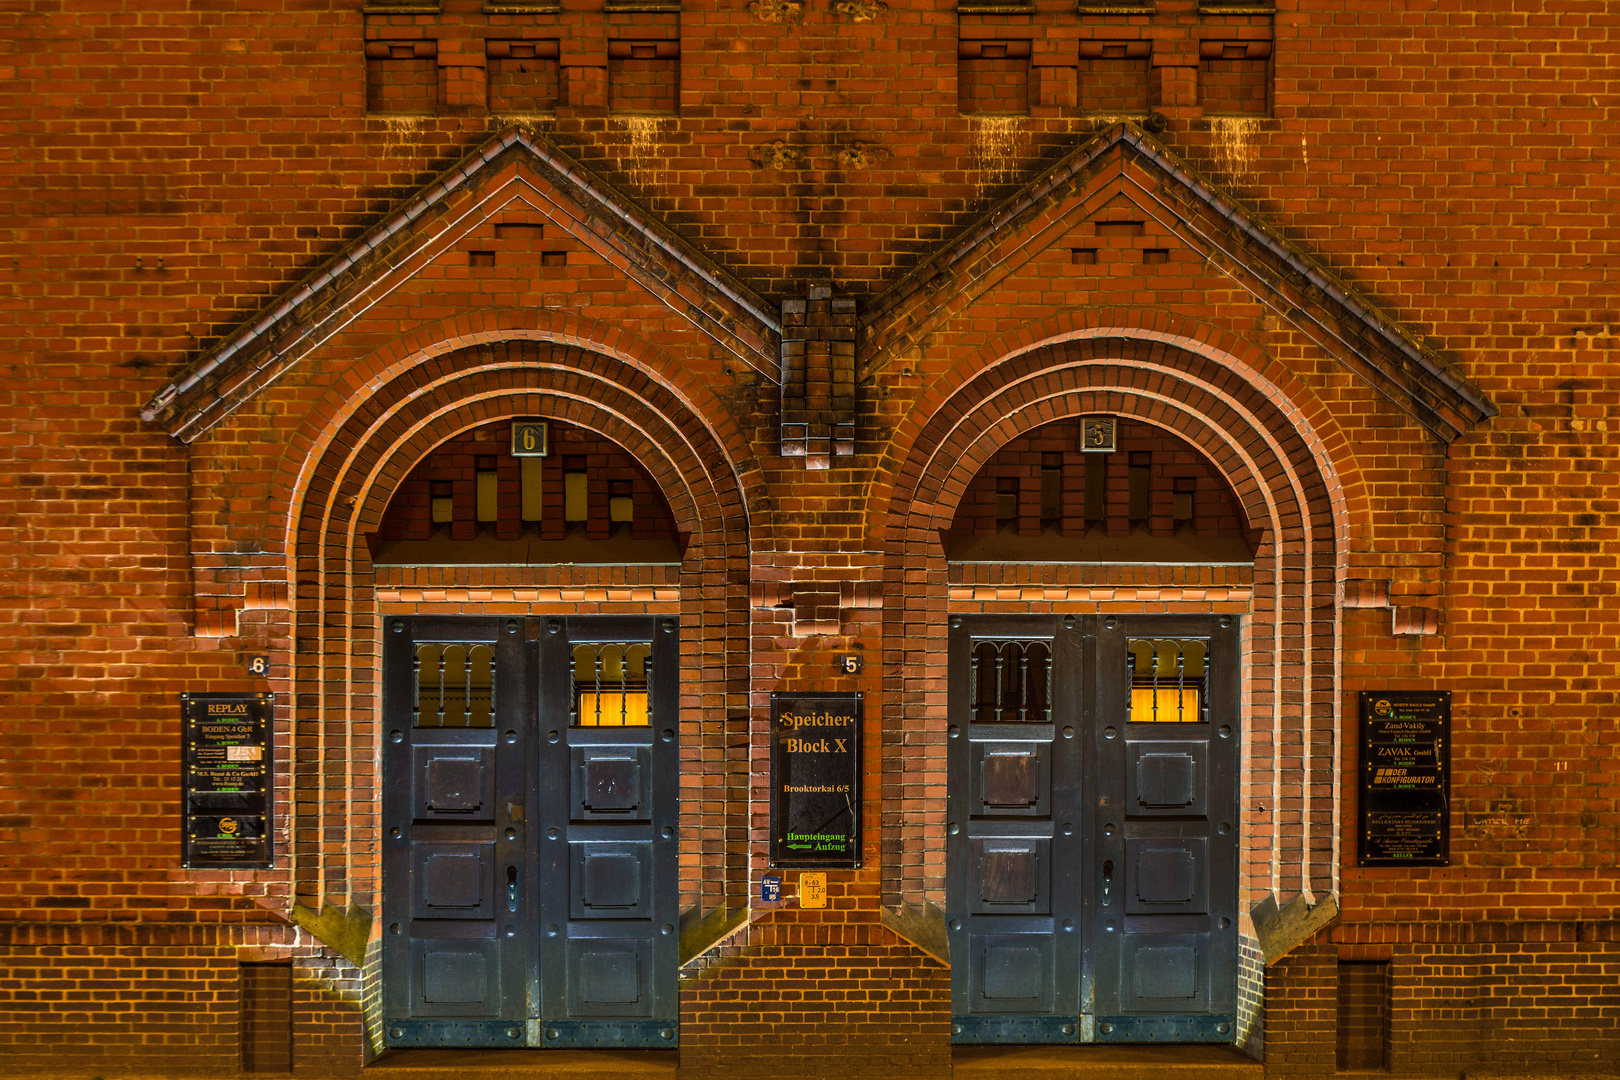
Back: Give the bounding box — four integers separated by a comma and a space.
537, 615, 679, 1048
383, 617, 532, 1047
947, 615, 1086, 1043
1092, 615, 1239, 1042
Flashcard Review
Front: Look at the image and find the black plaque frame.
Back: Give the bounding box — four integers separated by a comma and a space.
1358, 690, 1449, 866
182, 692, 274, 869
769, 692, 862, 869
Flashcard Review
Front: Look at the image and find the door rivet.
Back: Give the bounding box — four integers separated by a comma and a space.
949, 919, 961, 931
504, 730, 517, 744
547, 1028, 559, 1039
1061, 1023, 1075, 1035
548, 730, 560, 743
661, 1028, 674, 1040
390, 1028, 403, 1039
1103, 823, 1116, 836
953, 1025, 963, 1035
390, 828, 401, 838
662, 619, 675, 634
548, 924, 559, 937
506, 620, 519, 634
1062, 919, 1074, 931
547, 828, 559, 839
504, 925, 516, 937
1217, 1022, 1231, 1034
661, 924, 673, 935
1220, 917, 1231, 929
950, 617, 962, 629
1219, 615, 1231, 628
948, 725, 960, 739
508, 1027, 521, 1038
1103, 726, 1117, 740
1063, 615, 1075, 630
505, 828, 516, 840
391, 622, 403, 633
1104, 616, 1116, 630
547, 619, 561, 634
1062, 726, 1075, 739
948, 822, 959, 835
662, 728, 674, 742
389, 923, 401, 934
1218, 822, 1230, 835
1099, 1022, 1114, 1034
662, 826, 675, 838
1061, 822, 1073, 835
390, 730, 403, 743
1218, 725, 1232, 739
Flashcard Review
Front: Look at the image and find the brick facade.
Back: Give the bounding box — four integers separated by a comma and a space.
3, 0, 1618, 1075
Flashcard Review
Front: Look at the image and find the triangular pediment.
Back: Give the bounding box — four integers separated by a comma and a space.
141, 126, 781, 441
861, 122, 1497, 443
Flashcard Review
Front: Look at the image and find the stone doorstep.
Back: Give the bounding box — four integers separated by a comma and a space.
363, 1047, 680, 1076
952, 1044, 1262, 1080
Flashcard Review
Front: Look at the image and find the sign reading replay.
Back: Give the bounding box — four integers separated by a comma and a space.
769, 692, 861, 869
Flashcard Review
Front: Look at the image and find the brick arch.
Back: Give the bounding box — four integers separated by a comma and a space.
263, 306, 766, 570
873, 306, 1364, 551
278, 339, 754, 950
881, 336, 1346, 930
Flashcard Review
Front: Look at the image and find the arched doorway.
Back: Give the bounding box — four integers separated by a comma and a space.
881, 333, 1351, 1051
271, 339, 757, 1053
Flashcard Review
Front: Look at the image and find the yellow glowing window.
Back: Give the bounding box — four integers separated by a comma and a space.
1129, 685, 1203, 723
576, 690, 650, 727
572, 641, 652, 727
1127, 638, 1207, 723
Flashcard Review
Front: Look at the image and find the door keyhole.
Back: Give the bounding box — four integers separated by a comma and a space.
507, 866, 519, 913
1101, 859, 1113, 905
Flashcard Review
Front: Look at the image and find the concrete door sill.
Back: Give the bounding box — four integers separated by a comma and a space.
953, 1043, 1263, 1080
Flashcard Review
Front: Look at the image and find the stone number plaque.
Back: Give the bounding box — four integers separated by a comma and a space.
1358, 690, 1449, 866
182, 692, 273, 869
770, 692, 861, 869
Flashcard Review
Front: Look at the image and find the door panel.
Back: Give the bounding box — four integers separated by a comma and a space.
539, 616, 679, 1048
949, 614, 1238, 1045
384, 618, 530, 1047
1094, 616, 1238, 1043
384, 615, 678, 1049
949, 619, 1085, 1044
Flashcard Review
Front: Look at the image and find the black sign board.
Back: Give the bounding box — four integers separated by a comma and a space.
1358, 690, 1449, 866
770, 692, 861, 869
182, 692, 273, 869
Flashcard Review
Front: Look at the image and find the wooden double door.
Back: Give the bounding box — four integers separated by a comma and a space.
947, 614, 1240, 1044
381, 615, 679, 1048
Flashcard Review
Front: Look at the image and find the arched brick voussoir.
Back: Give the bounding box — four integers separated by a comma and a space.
872, 312, 1363, 553
326, 386, 736, 560
289, 357, 749, 568
264, 326, 765, 569
263, 310, 765, 564
879, 337, 1348, 559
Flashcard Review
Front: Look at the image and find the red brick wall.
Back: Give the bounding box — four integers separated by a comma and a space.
3, 0, 1619, 1072
680, 891, 950, 1079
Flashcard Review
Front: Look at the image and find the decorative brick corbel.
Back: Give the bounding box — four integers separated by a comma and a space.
780, 286, 857, 469
195, 581, 290, 639
1391, 606, 1440, 636
1342, 578, 1391, 608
